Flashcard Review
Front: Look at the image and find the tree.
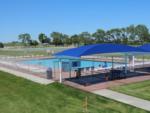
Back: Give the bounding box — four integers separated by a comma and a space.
122, 35, 128, 45
79, 32, 92, 45
135, 25, 150, 44
0, 42, 4, 48
105, 29, 122, 43
38, 33, 50, 44
16, 24, 150, 47
71, 34, 80, 47
51, 32, 63, 46
29, 40, 39, 46
126, 25, 136, 43
92, 29, 105, 43
119, 28, 128, 44
18, 33, 31, 46
62, 34, 71, 46
104, 28, 130, 44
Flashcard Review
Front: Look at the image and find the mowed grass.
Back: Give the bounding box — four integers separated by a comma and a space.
0, 50, 49, 56
0, 71, 149, 113
0, 47, 67, 56
111, 80, 150, 101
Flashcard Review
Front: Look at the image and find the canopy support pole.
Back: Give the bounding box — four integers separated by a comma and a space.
59, 59, 62, 83
112, 56, 114, 70
143, 56, 145, 67
125, 53, 128, 75
92, 58, 95, 75
69, 60, 71, 78
132, 55, 135, 72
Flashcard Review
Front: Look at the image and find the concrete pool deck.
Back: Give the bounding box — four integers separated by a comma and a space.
64, 74, 150, 92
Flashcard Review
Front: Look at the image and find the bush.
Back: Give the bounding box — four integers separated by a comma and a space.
29, 40, 39, 47
0, 42, 4, 48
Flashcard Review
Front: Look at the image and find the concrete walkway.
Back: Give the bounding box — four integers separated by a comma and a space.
0, 66, 54, 85
93, 89, 150, 111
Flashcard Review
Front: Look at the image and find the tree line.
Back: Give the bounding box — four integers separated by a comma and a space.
4, 24, 150, 48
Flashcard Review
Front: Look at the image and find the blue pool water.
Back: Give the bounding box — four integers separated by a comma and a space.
23, 58, 114, 69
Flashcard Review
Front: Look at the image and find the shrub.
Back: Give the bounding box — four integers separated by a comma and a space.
0, 42, 4, 48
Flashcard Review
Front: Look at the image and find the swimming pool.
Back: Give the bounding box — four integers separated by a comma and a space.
23, 58, 117, 70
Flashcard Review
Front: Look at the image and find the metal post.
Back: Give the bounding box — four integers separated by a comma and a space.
132, 55, 135, 71
112, 56, 114, 70
125, 53, 128, 75
143, 56, 144, 67
111, 56, 114, 80
59, 59, 62, 83
92, 58, 95, 75
69, 60, 71, 78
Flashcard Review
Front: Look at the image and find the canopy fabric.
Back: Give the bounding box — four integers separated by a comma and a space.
54, 43, 146, 57
138, 44, 150, 51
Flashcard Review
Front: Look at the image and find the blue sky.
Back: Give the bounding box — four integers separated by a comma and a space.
0, 0, 150, 42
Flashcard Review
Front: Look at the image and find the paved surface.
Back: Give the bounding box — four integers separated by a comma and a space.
93, 89, 150, 112
64, 75, 150, 92
0, 66, 54, 85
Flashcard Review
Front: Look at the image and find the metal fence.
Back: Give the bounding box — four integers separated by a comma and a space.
0, 57, 47, 78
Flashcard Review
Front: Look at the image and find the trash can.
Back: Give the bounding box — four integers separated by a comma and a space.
46, 67, 52, 79
75, 68, 81, 78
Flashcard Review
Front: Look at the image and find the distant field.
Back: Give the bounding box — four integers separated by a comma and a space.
111, 80, 150, 101
1, 47, 150, 60
0, 47, 69, 56
0, 71, 149, 113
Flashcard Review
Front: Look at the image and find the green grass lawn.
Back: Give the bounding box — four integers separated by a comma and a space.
0, 47, 67, 56
111, 80, 150, 101
0, 50, 49, 56
0, 71, 149, 113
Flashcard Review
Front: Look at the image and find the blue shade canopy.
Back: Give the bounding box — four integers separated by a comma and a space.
138, 43, 150, 51
54, 43, 146, 57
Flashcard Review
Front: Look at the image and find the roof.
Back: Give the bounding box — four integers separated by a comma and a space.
54, 43, 146, 57
138, 43, 150, 51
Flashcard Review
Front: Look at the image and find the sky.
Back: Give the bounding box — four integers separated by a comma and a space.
0, 0, 150, 42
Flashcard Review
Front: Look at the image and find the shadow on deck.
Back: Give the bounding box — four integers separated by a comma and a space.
66, 71, 148, 86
